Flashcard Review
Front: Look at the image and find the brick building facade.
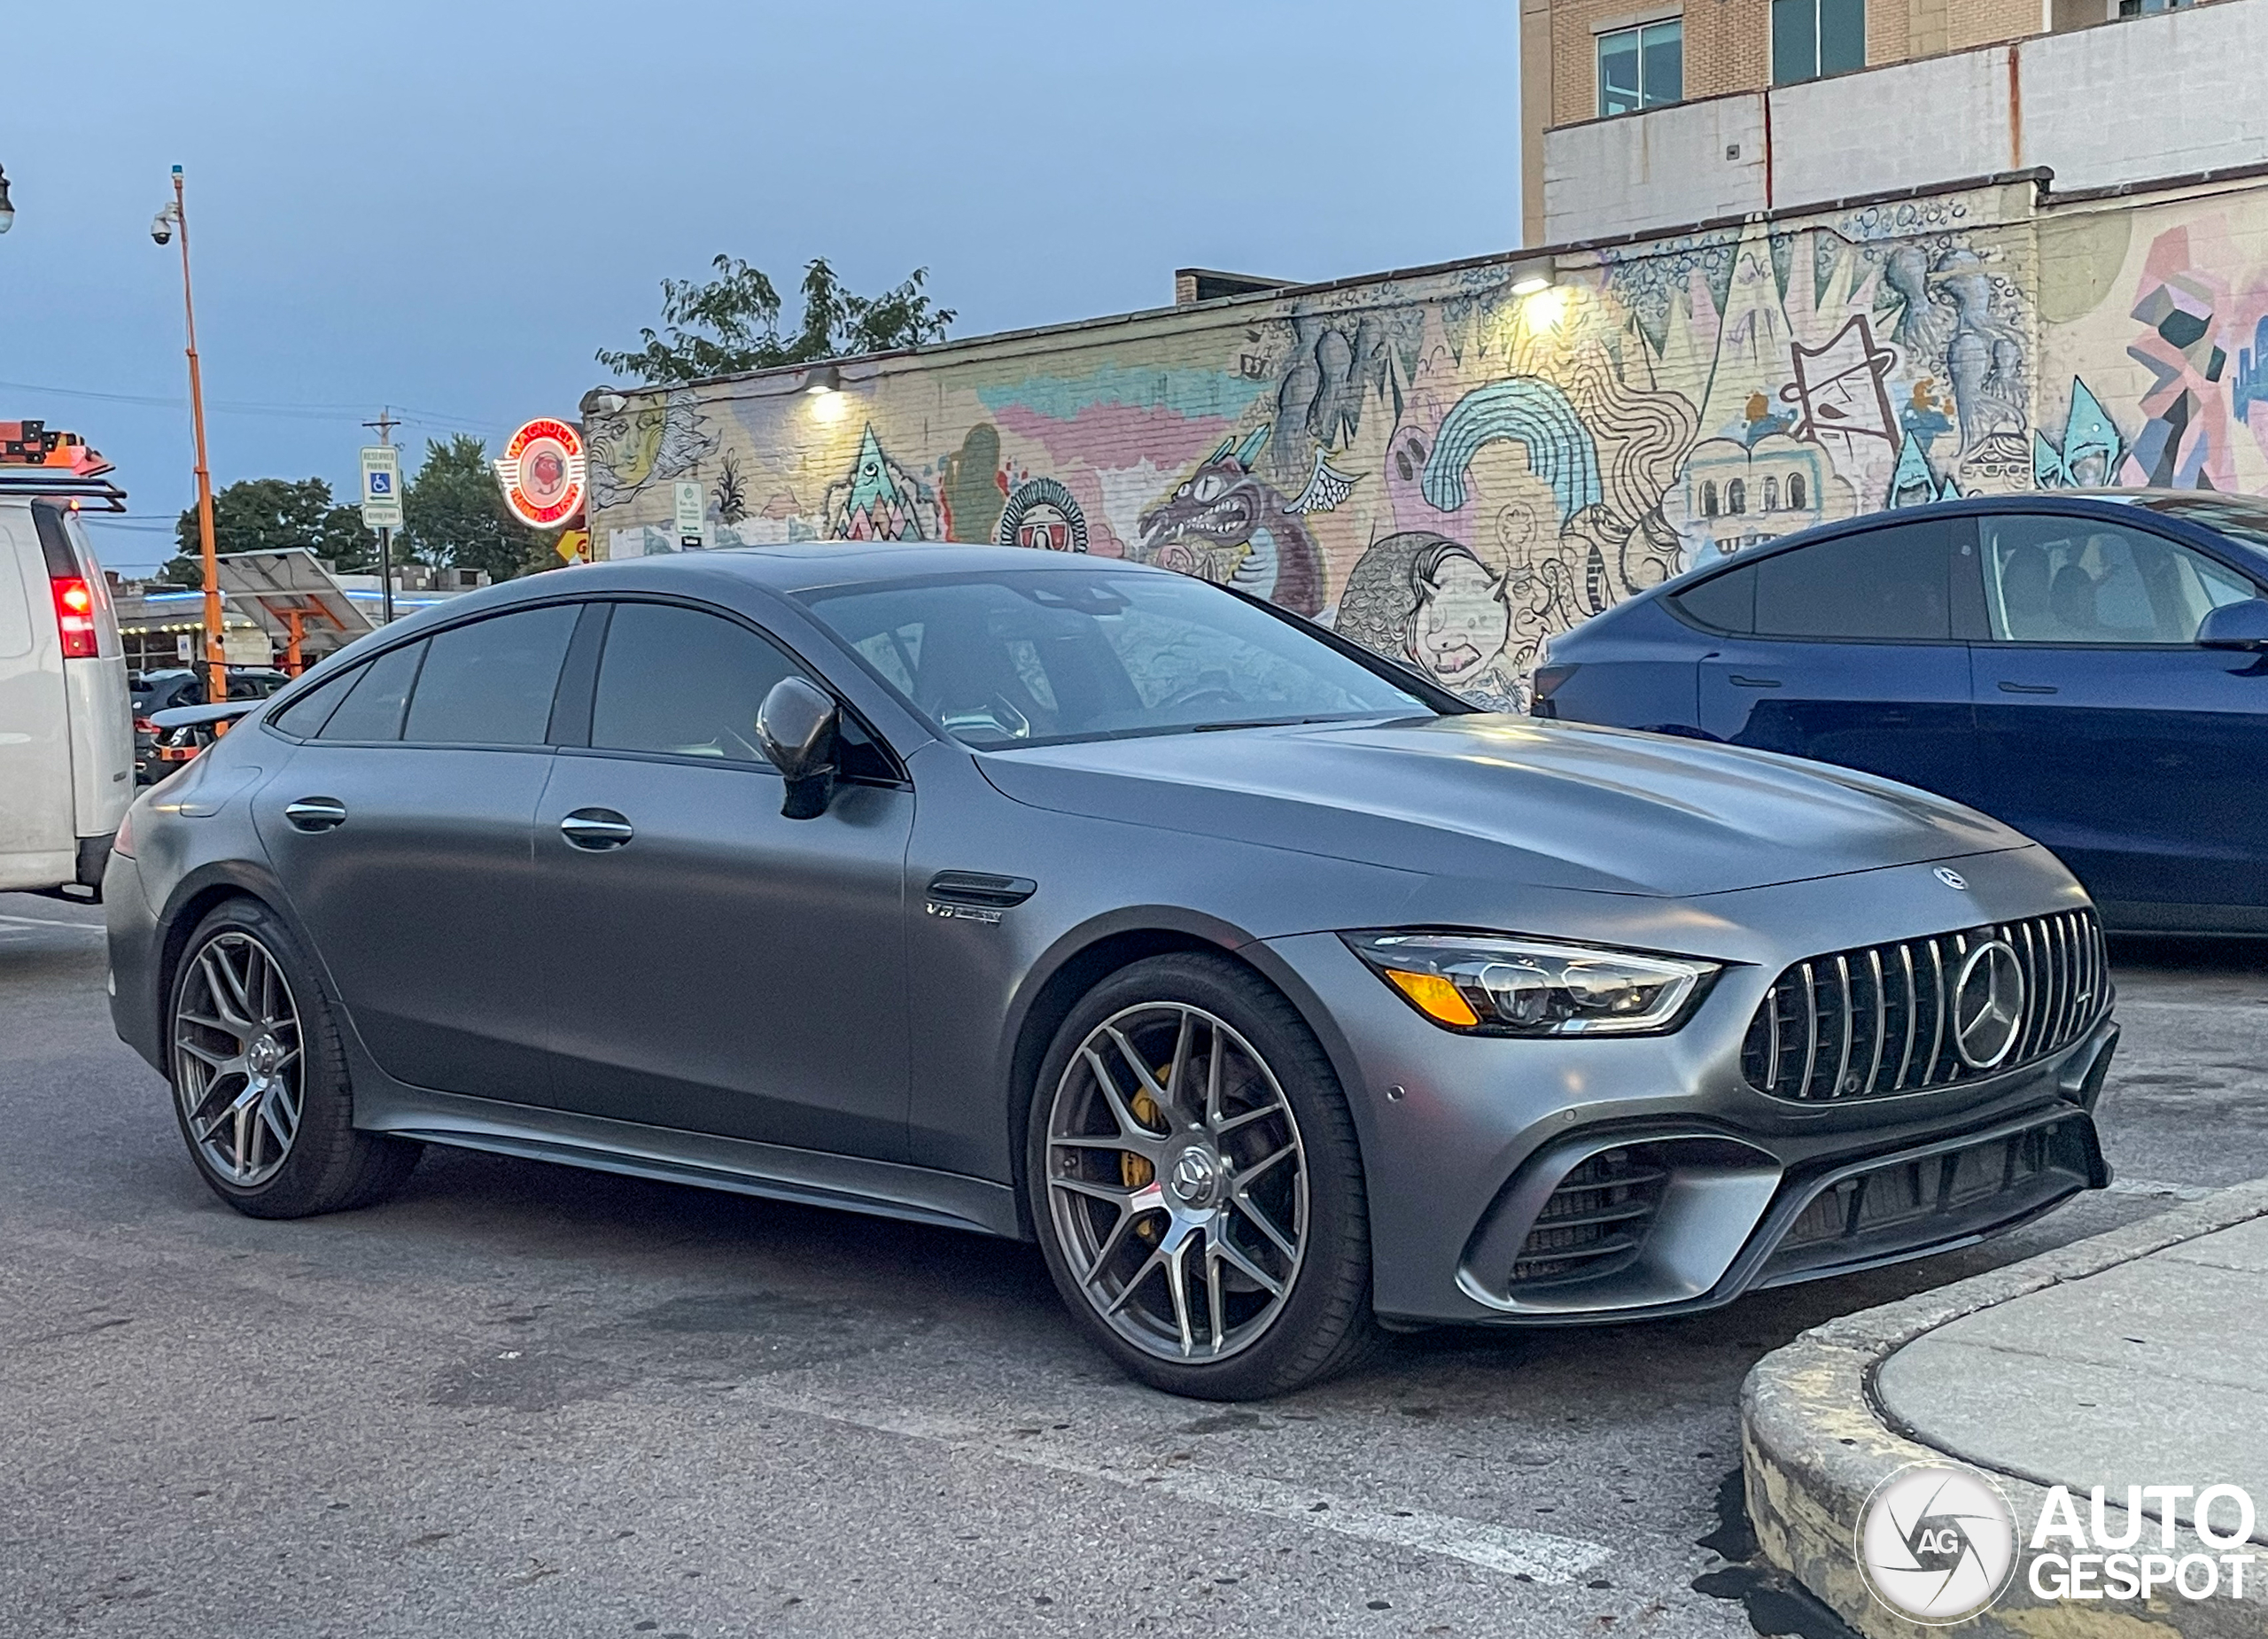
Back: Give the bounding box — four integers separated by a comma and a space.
1520, 0, 2205, 243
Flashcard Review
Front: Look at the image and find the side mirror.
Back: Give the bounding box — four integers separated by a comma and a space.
2197, 597, 2268, 652
756, 676, 840, 820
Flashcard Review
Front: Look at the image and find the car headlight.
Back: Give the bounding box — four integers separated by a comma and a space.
1341, 931, 1720, 1037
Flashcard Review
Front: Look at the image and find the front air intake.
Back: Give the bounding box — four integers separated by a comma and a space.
1507, 1146, 1668, 1288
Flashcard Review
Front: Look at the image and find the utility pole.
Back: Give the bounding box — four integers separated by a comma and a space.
363, 407, 399, 625
155, 166, 226, 705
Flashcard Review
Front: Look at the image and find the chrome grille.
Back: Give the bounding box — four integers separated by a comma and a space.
1509, 1146, 1667, 1287
1740, 910, 2108, 1101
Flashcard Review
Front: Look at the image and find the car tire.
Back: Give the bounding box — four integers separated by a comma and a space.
1027, 952, 1380, 1400
167, 897, 420, 1219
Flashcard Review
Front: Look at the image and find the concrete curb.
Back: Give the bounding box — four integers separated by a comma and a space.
1741, 1178, 2268, 1637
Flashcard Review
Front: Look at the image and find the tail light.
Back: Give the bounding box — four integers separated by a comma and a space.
51, 575, 97, 658
113, 808, 136, 858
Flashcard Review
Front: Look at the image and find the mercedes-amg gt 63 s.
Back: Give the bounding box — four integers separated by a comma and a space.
107, 544, 2117, 1399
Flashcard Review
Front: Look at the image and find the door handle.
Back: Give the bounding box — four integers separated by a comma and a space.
1727, 674, 1783, 688
560, 808, 635, 851
283, 796, 347, 833
1997, 680, 2060, 695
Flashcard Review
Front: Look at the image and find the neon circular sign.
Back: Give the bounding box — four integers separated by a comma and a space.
494, 418, 587, 527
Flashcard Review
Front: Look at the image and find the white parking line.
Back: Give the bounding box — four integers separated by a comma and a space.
2105, 1177, 2218, 1202
752, 1391, 1613, 1584
0, 914, 104, 934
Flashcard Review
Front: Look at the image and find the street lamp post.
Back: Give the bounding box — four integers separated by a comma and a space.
0, 163, 17, 234
151, 166, 226, 706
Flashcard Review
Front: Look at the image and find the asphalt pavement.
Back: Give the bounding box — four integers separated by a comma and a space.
2, 891, 2263, 1639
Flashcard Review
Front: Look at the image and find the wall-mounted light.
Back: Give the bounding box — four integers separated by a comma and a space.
803, 362, 843, 395
1510, 255, 1557, 298
579, 387, 627, 417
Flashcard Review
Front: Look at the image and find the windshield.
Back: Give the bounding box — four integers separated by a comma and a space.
799, 568, 1433, 749
2123, 493, 2268, 576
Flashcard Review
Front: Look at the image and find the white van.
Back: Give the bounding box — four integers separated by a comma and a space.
0, 476, 134, 898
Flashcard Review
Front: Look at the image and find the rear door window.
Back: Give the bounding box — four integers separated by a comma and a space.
318, 642, 426, 742
1671, 564, 1759, 634
401, 604, 579, 746
1751, 521, 1954, 641
1980, 514, 2256, 645
270, 664, 362, 738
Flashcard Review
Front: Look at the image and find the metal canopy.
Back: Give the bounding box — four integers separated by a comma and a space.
213, 548, 373, 655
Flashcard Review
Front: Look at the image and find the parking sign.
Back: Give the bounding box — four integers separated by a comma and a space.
359, 446, 404, 530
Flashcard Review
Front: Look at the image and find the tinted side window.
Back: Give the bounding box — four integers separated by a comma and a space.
1672, 565, 1758, 634
1751, 523, 1953, 641
1981, 514, 2256, 645
590, 602, 803, 764
402, 605, 579, 746
270, 664, 361, 738
318, 642, 426, 742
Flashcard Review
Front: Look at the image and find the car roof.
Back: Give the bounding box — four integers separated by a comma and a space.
535, 540, 1174, 598
1644, 488, 2258, 602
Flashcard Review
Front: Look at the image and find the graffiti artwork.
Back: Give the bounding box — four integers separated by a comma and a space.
585, 177, 2268, 710
998, 476, 1088, 554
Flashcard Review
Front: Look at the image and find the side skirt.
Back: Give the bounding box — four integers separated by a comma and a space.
359, 1084, 1025, 1240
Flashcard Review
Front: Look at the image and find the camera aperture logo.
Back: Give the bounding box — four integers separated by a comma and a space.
1857, 1463, 2019, 1625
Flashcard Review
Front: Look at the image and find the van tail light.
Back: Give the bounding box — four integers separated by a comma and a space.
51, 575, 98, 658
113, 808, 136, 858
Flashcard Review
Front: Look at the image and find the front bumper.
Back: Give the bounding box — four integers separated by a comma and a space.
1256, 851, 2119, 1327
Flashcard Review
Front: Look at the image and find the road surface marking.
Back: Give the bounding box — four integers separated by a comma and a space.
750, 1389, 1612, 1584
2105, 1177, 2218, 1202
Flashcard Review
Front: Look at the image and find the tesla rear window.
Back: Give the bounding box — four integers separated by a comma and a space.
801, 569, 1426, 749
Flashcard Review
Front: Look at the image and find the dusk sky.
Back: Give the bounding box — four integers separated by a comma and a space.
4, 1, 1518, 574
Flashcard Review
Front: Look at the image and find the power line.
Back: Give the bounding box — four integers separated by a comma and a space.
0, 378, 506, 433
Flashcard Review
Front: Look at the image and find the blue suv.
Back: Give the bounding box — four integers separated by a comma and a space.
1534, 492, 2268, 934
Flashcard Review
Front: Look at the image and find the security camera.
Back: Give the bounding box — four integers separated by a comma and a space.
150, 211, 173, 245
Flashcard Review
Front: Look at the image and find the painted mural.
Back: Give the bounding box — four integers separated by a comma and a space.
589, 179, 2268, 711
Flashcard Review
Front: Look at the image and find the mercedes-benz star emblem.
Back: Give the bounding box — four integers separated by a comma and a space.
1952, 939, 2025, 1070
1169, 1150, 1218, 1207
1933, 866, 1969, 890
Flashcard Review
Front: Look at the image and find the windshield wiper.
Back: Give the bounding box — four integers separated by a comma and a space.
1187, 713, 1378, 734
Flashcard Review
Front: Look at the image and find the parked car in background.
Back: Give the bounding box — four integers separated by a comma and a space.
0, 490, 133, 898
1534, 492, 2268, 935
110, 544, 2115, 1400
132, 665, 291, 781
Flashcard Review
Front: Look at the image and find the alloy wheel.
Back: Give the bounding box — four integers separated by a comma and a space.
1044, 1003, 1309, 1362
173, 931, 305, 1188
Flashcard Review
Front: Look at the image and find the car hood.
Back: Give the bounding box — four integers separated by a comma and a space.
975, 715, 2031, 897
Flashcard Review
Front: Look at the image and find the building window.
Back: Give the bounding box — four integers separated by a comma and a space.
1788, 471, 1808, 510
2117, 0, 2194, 13
1772, 0, 1866, 84
1701, 479, 1720, 517
1761, 477, 1780, 511
1597, 19, 1683, 118
1727, 478, 1748, 515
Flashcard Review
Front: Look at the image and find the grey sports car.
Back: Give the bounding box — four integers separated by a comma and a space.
105, 544, 2117, 1400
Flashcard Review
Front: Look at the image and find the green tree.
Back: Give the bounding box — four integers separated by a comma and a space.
596, 255, 954, 385
400, 433, 553, 581
160, 477, 383, 586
